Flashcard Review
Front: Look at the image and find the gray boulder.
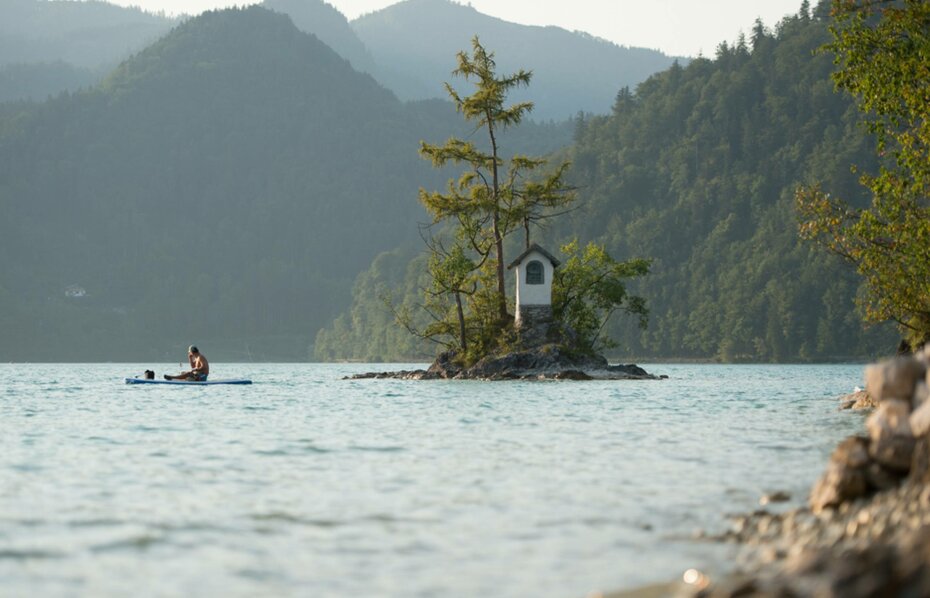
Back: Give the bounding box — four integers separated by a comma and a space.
865, 356, 926, 403
810, 436, 870, 513
867, 399, 915, 473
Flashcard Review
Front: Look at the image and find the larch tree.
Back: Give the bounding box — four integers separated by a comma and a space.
418, 36, 574, 340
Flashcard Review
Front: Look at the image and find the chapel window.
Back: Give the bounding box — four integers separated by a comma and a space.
526, 260, 544, 285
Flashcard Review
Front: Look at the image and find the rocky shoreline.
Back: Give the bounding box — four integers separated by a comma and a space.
681, 349, 930, 597
345, 343, 665, 381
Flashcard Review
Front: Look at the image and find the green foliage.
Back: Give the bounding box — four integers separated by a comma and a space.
314, 249, 434, 362
423, 244, 476, 351
0, 0, 175, 102
552, 240, 650, 351
797, 0, 930, 348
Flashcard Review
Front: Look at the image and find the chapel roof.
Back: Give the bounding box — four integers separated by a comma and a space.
507, 243, 561, 269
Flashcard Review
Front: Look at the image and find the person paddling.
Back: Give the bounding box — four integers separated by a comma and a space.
165, 345, 210, 381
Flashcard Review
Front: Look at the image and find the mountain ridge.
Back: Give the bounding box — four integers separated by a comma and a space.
350, 0, 685, 119
1, 0, 681, 120
261, 0, 377, 74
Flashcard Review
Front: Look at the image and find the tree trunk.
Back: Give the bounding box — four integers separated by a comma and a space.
455, 292, 467, 351
488, 113, 508, 322
492, 212, 507, 321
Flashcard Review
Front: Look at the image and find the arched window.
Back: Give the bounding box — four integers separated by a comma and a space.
526, 260, 544, 285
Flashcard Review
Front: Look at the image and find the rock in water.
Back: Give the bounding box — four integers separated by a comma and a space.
839, 389, 877, 410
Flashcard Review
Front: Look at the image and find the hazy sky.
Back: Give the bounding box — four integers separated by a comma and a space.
104, 0, 807, 57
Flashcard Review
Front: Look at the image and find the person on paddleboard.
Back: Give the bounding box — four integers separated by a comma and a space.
165, 345, 210, 381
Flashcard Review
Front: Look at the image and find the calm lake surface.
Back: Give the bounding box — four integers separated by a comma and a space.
1, 363, 867, 597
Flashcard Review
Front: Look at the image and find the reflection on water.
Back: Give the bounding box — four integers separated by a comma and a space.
0, 363, 864, 597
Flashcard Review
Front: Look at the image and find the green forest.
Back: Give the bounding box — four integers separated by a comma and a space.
316, 2, 897, 363
0, 1, 903, 362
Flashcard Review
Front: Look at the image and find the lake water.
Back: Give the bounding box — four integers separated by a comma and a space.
1, 363, 868, 597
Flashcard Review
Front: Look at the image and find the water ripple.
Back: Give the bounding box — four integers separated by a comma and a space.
0, 362, 866, 598
250, 513, 343, 528
90, 534, 168, 553
348, 445, 405, 453
0, 549, 65, 560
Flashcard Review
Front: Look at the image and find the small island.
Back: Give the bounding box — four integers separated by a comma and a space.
349, 246, 661, 381
350, 40, 657, 382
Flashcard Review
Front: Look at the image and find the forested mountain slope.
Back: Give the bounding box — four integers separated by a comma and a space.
350, 0, 683, 120
565, 9, 895, 360
0, 6, 570, 362
317, 5, 896, 363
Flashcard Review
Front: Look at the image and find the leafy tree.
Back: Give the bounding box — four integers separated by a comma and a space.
553, 240, 651, 352
797, 0, 930, 348
424, 243, 477, 352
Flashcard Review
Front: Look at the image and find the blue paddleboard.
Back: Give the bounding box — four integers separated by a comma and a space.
125, 378, 252, 385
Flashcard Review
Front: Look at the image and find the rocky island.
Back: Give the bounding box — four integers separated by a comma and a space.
346, 343, 663, 381
348, 242, 662, 381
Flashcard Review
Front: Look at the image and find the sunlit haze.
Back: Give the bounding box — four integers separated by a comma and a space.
101, 0, 806, 57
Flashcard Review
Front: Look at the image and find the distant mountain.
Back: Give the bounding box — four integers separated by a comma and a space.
0, 61, 98, 102
350, 0, 684, 120
0, 6, 571, 362
0, 0, 176, 101
0, 0, 175, 69
261, 0, 377, 74
262, 0, 428, 102
2, 0, 679, 119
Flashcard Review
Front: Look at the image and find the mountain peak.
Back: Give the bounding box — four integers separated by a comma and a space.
351, 0, 680, 119
102, 6, 382, 100
261, 0, 375, 73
